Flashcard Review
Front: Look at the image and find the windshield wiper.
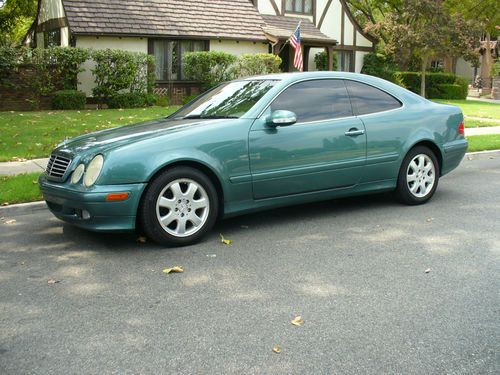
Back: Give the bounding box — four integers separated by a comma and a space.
181, 115, 239, 119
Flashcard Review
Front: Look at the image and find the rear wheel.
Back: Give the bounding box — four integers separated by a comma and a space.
395, 146, 440, 205
139, 167, 218, 246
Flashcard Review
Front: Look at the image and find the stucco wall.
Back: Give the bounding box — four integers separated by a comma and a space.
354, 51, 368, 73
209, 40, 269, 56
257, 0, 280, 15
75, 36, 148, 96
455, 58, 476, 82
38, 0, 65, 24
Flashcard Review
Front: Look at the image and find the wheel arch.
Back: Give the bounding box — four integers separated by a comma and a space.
406, 140, 443, 175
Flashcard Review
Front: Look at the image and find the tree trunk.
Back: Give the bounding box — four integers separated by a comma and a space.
421, 55, 428, 97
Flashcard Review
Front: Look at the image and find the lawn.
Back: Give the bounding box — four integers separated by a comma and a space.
432, 99, 500, 120
466, 134, 500, 153
0, 106, 179, 162
0, 173, 42, 205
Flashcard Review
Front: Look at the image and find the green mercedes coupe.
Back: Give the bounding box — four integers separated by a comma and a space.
40, 72, 468, 246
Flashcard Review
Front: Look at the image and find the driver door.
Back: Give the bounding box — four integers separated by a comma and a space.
249, 79, 366, 200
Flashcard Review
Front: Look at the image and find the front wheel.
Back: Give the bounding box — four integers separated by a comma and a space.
138, 167, 219, 246
395, 146, 440, 205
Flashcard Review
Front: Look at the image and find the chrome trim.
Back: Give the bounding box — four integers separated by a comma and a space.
46, 154, 72, 181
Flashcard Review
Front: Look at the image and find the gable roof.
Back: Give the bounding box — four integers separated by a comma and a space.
63, 0, 268, 41
262, 15, 335, 45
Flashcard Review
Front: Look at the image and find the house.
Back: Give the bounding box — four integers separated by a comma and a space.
27, 0, 375, 100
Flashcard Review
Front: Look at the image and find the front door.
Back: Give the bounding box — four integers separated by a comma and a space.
249, 79, 367, 200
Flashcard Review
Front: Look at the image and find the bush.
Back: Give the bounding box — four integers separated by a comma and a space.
154, 94, 170, 107
313, 51, 338, 71
91, 49, 156, 104
231, 53, 282, 78
182, 94, 199, 105
361, 53, 400, 84
397, 72, 459, 96
107, 92, 155, 109
183, 51, 237, 89
428, 83, 468, 100
51, 90, 86, 110
491, 60, 500, 78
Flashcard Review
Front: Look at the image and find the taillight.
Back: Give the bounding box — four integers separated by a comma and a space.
458, 121, 465, 135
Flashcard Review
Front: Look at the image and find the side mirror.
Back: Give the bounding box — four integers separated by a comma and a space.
265, 110, 297, 127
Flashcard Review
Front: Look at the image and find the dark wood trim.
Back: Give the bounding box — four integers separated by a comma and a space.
72, 32, 268, 43
338, 0, 377, 43
269, 0, 280, 16
312, 0, 316, 25
332, 45, 373, 52
318, 0, 333, 29
36, 17, 68, 33
340, 6, 345, 46
353, 22, 357, 47
304, 46, 310, 71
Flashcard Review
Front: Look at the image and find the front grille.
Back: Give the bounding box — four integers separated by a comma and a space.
46, 154, 72, 179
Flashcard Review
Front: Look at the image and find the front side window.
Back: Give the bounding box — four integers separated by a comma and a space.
345, 80, 402, 116
173, 80, 277, 119
44, 29, 61, 48
270, 79, 353, 123
285, 0, 313, 14
152, 40, 205, 81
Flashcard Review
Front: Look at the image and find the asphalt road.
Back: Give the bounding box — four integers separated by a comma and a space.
1, 158, 499, 375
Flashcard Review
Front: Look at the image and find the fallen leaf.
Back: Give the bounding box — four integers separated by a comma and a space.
426, 218, 434, 223
4, 219, 16, 225
1, 202, 9, 206
163, 266, 184, 274
424, 268, 431, 273
272, 345, 281, 354
47, 279, 60, 285
291, 316, 304, 326
32, 180, 38, 184
136, 236, 147, 244
220, 234, 233, 245
206, 254, 217, 258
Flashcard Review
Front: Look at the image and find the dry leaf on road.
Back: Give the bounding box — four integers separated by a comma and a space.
47, 279, 60, 285
163, 266, 184, 274
136, 236, 147, 244
272, 345, 281, 354
425, 268, 431, 273
1, 202, 9, 206
220, 234, 233, 245
4, 219, 16, 225
291, 316, 304, 326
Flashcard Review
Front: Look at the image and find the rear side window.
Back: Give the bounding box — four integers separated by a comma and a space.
345, 80, 401, 116
270, 79, 353, 123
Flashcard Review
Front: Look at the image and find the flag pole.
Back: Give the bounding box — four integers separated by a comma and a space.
277, 21, 302, 55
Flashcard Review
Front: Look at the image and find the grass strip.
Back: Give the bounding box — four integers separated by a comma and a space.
0, 173, 43, 205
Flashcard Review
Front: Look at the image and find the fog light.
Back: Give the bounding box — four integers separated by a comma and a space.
82, 210, 91, 220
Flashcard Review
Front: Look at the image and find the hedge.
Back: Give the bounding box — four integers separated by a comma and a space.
361, 53, 400, 84
231, 53, 282, 78
52, 90, 86, 110
107, 92, 156, 109
396, 72, 468, 99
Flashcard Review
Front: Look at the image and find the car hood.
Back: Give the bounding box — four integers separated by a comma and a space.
54, 117, 223, 157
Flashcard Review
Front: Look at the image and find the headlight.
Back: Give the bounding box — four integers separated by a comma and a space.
83, 155, 104, 187
71, 164, 85, 184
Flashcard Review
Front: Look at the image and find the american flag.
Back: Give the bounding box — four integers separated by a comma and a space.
290, 24, 303, 72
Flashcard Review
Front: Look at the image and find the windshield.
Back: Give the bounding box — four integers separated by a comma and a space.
173, 80, 277, 119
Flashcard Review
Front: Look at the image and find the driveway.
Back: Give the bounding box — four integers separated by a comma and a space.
1, 158, 499, 374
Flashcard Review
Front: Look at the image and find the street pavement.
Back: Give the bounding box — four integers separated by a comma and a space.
0, 158, 499, 374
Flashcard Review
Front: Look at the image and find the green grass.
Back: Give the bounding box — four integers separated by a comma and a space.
0, 173, 43, 205
466, 134, 500, 152
463, 118, 500, 128
0, 106, 179, 162
432, 99, 500, 119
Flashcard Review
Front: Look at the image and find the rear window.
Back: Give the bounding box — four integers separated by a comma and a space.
345, 80, 402, 116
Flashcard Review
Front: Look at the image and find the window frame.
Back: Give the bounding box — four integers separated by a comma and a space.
44, 29, 61, 48
259, 78, 355, 125
344, 79, 404, 116
283, 0, 314, 16
149, 39, 208, 82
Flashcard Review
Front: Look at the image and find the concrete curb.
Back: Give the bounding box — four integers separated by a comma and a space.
0, 150, 498, 217
0, 201, 47, 217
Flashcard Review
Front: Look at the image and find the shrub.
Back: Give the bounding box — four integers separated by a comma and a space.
231, 53, 282, 78
397, 72, 458, 96
182, 94, 199, 105
51, 90, 86, 110
154, 94, 170, 107
107, 92, 155, 109
491, 60, 500, 78
183, 51, 237, 89
91, 49, 156, 104
314, 51, 338, 71
361, 53, 400, 83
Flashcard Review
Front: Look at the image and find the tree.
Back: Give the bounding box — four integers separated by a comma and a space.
366, 0, 480, 97
0, 0, 37, 46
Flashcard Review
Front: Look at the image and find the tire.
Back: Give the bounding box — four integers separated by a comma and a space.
395, 146, 440, 205
138, 167, 219, 246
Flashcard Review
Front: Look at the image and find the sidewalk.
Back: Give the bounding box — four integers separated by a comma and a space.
466, 126, 500, 136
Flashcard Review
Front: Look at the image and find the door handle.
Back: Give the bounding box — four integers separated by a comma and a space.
344, 129, 365, 137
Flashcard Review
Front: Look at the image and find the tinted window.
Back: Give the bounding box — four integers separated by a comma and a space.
345, 80, 401, 115
270, 80, 353, 123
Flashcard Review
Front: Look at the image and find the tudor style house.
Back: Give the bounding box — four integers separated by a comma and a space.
27, 0, 375, 99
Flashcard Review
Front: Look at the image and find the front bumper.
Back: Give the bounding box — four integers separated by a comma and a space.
39, 174, 146, 232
